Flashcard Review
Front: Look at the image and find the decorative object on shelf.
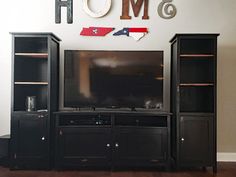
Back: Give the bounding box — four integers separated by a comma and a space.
80, 27, 115, 36
113, 27, 148, 41
82, 0, 111, 18
25, 96, 37, 112
158, 0, 177, 19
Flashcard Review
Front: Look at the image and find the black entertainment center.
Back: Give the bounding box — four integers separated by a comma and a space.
9, 33, 219, 172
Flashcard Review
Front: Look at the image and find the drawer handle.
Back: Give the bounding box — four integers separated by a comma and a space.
106, 143, 110, 147
115, 143, 119, 148
150, 159, 159, 163
41, 136, 45, 141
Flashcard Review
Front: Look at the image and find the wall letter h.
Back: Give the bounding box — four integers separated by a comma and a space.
55, 0, 73, 24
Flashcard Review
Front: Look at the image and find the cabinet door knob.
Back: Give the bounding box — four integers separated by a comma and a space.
38, 115, 44, 118
59, 130, 63, 135
181, 138, 185, 142
41, 136, 45, 141
115, 143, 119, 147
106, 143, 110, 147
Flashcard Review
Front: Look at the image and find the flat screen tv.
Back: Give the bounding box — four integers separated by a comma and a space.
64, 50, 164, 110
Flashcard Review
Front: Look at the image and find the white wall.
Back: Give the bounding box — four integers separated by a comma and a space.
0, 0, 236, 152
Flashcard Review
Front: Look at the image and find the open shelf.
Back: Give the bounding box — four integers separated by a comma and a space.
180, 86, 214, 113
13, 37, 49, 111
115, 115, 167, 127
58, 114, 111, 127
14, 84, 48, 111
14, 56, 48, 82
180, 38, 214, 54
180, 57, 215, 83
15, 37, 48, 53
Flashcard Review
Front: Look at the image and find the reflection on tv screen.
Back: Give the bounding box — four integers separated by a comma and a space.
64, 51, 163, 110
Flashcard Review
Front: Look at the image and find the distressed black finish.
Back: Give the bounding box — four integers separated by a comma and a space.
170, 34, 219, 173
10, 33, 61, 169
55, 0, 73, 24
54, 112, 171, 169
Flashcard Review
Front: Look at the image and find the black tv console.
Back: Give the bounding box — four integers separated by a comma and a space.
54, 111, 171, 170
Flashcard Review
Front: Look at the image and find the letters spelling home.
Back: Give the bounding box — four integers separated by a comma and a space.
55, 0, 177, 24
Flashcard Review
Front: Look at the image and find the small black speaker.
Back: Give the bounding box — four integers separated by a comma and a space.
0, 135, 10, 167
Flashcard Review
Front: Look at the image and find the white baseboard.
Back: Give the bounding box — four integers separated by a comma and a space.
217, 153, 236, 162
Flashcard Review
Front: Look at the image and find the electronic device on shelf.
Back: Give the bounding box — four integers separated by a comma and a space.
59, 114, 111, 126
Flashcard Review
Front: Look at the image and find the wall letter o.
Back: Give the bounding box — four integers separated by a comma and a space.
82, 0, 112, 18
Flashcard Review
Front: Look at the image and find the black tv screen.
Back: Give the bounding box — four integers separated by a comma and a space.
64, 50, 163, 110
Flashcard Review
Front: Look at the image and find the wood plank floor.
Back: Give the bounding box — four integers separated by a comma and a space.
0, 163, 235, 177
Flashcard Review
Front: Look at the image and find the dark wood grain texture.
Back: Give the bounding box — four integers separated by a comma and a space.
0, 163, 236, 177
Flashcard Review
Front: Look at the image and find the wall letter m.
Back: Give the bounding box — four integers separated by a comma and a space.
120, 0, 149, 20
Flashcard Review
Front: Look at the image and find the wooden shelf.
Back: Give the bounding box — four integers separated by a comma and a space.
180, 83, 214, 87
179, 112, 214, 116
15, 53, 48, 58
155, 77, 164, 80
14, 82, 48, 85
180, 54, 214, 57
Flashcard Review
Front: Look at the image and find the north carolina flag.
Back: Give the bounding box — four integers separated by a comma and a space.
80, 27, 114, 36
113, 28, 148, 41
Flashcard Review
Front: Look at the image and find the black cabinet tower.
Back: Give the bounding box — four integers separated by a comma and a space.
170, 34, 219, 172
10, 33, 60, 169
